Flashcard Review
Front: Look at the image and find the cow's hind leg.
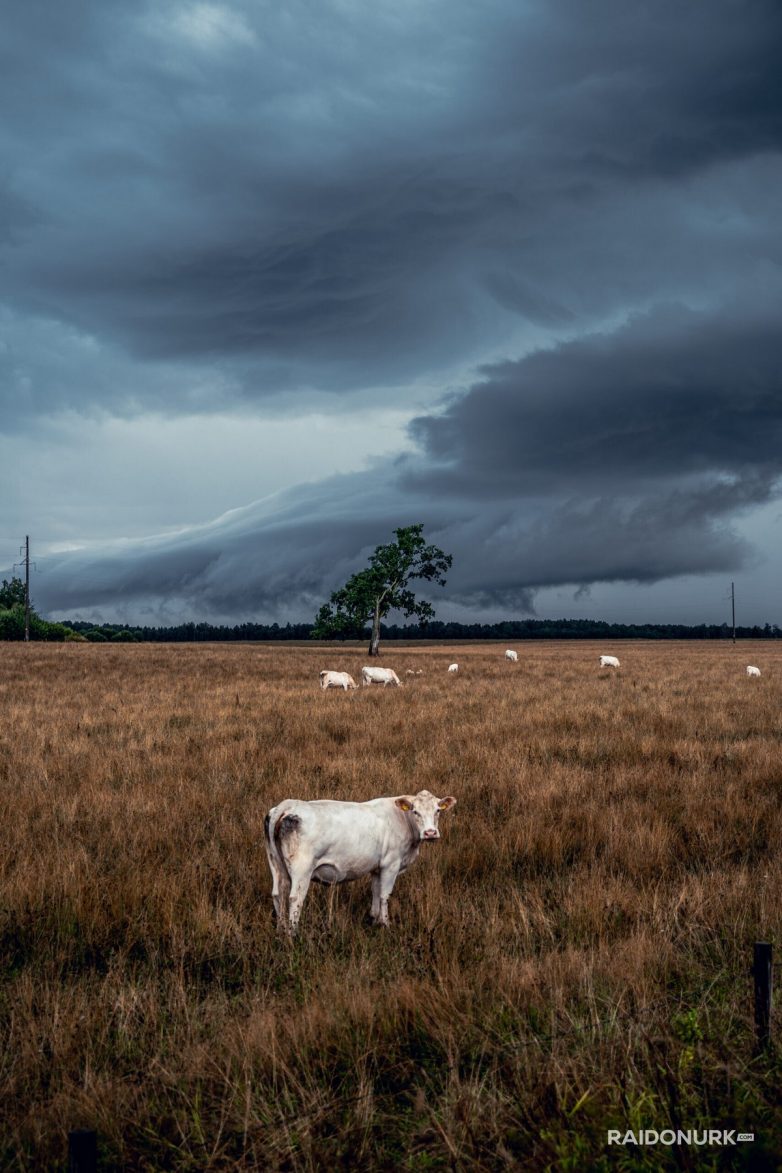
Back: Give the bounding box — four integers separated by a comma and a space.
287, 861, 314, 935
264, 815, 287, 921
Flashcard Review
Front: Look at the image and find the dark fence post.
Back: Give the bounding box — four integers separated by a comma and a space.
68, 1129, 97, 1173
752, 942, 773, 1052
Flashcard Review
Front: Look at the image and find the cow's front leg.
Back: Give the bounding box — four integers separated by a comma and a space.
370, 872, 382, 922
373, 864, 401, 926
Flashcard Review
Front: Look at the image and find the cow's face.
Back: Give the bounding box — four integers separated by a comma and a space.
396, 790, 457, 840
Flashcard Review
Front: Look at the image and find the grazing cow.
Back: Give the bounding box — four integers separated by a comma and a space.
600, 655, 620, 668
361, 666, 402, 687
319, 670, 358, 691
746, 665, 762, 677
505, 649, 518, 662
448, 663, 459, 673
264, 790, 457, 932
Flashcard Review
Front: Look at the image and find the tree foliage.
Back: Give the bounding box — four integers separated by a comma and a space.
312, 524, 452, 654
0, 607, 25, 640
0, 575, 80, 641
0, 577, 25, 610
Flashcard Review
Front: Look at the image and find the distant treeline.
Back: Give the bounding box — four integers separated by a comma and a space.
58, 617, 782, 643
5, 573, 779, 644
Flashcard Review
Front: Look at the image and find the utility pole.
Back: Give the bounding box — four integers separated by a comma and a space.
24, 535, 30, 642
731, 581, 736, 644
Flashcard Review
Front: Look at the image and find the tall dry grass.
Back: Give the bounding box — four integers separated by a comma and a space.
1, 640, 781, 1170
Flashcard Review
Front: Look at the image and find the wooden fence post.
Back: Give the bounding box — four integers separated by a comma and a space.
68, 1128, 97, 1173
752, 942, 772, 1052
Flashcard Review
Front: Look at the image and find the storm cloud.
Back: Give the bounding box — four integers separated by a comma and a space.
2, 1, 781, 622
409, 305, 782, 494
30, 450, 775, 623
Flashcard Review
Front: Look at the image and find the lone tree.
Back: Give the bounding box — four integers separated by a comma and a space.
312, 524, 452, 657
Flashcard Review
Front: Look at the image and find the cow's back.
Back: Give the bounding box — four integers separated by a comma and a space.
271, 797, 403, 854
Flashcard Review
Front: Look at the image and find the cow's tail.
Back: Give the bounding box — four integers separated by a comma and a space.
265, 810, 300, 925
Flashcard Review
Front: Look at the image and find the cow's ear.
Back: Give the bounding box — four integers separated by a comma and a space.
395, 797, 414, 812
438, 796, 457, 811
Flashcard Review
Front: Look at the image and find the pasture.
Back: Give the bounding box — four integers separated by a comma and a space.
1, 641, 781, 1170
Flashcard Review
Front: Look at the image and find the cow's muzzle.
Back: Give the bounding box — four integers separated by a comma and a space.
422, 829, 439, 840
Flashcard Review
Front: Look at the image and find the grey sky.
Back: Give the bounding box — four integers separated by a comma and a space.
2, 1, 780, 625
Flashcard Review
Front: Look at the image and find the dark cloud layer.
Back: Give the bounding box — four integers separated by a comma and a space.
2, 1, 781, 416
2, 1, 781, 619
409, 305, 782, 495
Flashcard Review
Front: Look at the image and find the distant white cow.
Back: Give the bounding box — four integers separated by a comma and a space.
746, 665, 762, 677
319, 670, 358, 691
361, 666, 402, 687
600, 655, 621, 668
264, 790, 457, 932
505, 649, 518, 662
448, 663, 459, 673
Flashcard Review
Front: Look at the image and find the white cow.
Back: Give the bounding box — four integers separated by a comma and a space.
505, 649, 518, 662
319, 670, 358, 691
746, 665, 762, 677
600, 655, 621, 668
264, 790, 457, 932
448, 663, 459, 673
361, 666, 402, 687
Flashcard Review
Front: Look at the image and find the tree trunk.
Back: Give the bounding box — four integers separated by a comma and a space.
368, 602, 381, 656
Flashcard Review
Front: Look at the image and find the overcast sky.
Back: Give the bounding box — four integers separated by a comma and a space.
2, 0, 781, 626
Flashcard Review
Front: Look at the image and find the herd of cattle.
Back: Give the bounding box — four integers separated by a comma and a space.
268, 648, 765, 933
319, 652, 763, 690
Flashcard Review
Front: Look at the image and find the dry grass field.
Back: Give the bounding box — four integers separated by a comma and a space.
1, 640, 781, 1171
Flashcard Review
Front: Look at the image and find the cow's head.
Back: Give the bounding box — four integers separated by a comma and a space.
395, 790, 457, 840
